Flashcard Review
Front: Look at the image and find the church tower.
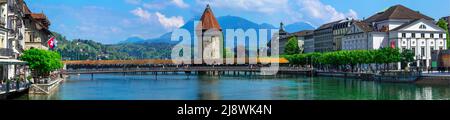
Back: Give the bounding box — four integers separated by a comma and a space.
197, 4, 223, 64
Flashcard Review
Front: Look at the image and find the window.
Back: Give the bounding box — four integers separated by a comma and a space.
402, 33, 406, 38
431, 47, 434, 52
421, 33, 425, 38
412, 33, 416, 38
421, 47, 425, 56
419, 24, 427, 29
431, 34, 434, 38
412, 48, 416, 55
440, 34, 443, 38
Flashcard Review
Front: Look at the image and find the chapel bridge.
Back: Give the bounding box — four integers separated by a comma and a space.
63, 58, 314, 75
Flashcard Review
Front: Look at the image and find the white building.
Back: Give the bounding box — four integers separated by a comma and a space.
0, 0, 27, 81
342, 5, 447, 68
390, 19, 447, 67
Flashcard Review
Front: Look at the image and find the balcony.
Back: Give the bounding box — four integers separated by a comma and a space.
0, 48, 14, 57
0, 18, 5, 27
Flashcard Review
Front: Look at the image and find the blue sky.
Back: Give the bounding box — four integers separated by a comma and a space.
25, 0, 450, 44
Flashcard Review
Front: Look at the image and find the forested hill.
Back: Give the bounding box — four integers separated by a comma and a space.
52, 32, 174, 60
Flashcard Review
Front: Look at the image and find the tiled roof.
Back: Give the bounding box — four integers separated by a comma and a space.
22, 1, 32, 14
292, 30, 314, 37
316, 20, 342, 30
353, 21, 373, 32
198, 5, 221, 30
364, 5, 434, 23
31, 13, 47, 20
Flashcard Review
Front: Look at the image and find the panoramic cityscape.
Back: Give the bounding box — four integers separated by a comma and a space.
1, 0, 450, 101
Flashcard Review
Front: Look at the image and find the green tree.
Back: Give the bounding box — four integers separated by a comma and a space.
437, 19, 449, 49
284, 36, 300, 55
401, 49, 415, 69
20, 49, 64, 78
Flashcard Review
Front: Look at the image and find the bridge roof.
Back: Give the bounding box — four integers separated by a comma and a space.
63, 58, 289, 65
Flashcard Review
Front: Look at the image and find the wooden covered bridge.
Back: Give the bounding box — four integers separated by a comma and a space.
62, 58, 314, 75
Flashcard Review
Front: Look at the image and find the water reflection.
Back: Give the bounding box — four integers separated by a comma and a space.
16, 73, 450, 100
198, 75, 220, 100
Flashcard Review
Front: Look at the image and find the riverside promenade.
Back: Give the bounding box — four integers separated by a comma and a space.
0, 81, 31, 100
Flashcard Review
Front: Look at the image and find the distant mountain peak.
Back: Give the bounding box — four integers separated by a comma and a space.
284, 22, 316, 33
119, 37, 146, 44
120, 15, 279, 44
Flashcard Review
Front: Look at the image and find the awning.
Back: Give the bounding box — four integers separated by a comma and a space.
0, 59, 27, 65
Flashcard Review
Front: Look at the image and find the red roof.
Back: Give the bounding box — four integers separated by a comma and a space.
364, 5, 434, 23
198, 5, 221, 30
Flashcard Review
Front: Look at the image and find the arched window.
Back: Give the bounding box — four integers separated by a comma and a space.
419, 24, 427, 29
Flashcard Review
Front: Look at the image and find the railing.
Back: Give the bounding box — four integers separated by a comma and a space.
0, 80, 31, 94
64, 66, 313, 74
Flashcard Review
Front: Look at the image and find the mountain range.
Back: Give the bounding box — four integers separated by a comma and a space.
120, 16, 315, 44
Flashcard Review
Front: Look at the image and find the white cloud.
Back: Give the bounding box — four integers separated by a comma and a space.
298, 0, 358, 22
171, 0, 189, 8
131, 7, 151, 20
155, 12, 185, 30
143, 2, 166, 10
196, 0, 288, 14
125, 0, 141, 5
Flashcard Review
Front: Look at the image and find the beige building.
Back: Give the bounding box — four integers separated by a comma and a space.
22, 3, 51, 50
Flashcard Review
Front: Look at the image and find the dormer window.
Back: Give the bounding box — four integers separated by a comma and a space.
419, 24, 427, 29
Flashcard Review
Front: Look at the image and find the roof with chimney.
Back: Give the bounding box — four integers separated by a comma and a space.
198, 4, 221, 30
364, 5, 434, 23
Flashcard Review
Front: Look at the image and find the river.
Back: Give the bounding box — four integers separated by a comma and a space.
17, 73, 450, 100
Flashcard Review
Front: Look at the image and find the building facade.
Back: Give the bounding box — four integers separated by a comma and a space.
332, 19, 353, 51
0, 0, 50, 82
0, 0, 27, 81
343, 5, 447, 68
390, 19, 447, 68
314, 21, 340, 53
23, 2, 50, 50
292, 30, 314, 53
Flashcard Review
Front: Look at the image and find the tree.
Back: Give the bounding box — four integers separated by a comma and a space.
437, 19, 449, 49
20, 49, 64, 78
401, 49, 415, 69
284, 36, 300, 55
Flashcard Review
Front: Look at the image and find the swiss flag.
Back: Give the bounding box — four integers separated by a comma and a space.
47, 36, 56, 49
